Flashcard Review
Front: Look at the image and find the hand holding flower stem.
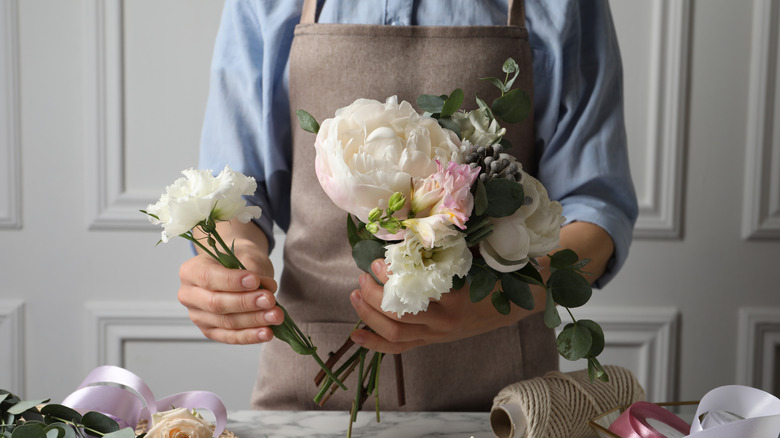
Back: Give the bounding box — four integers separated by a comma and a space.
143, 166, 345, 393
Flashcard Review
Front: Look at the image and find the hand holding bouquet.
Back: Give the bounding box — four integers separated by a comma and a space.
297, 59, 607, 430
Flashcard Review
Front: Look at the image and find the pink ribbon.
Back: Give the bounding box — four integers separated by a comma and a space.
608, 401, 691, 438
61, 366, 226, 437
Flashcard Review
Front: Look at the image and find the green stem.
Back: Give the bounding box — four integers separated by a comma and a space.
311, 350, 348, 391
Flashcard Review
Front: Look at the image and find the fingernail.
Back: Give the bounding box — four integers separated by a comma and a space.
350, 290, 361, 305
372, 260, 383, 274
264, 310, 282, 324
257, 329, 271, 342
242, 275, 258, 290
351, 330, 365, 345
256, 295, 271, 309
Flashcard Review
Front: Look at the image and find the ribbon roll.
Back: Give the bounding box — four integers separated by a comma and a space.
61, 366, 226, 437
686, 385, 780, 437
608, 401, 691, 438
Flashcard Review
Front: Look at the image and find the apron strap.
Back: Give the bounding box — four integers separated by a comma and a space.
301, 0, 525, 27
301, 0, 318, 24
508, 0, 526, 27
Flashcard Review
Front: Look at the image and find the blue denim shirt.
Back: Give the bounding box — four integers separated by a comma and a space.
199, 0, 638, 287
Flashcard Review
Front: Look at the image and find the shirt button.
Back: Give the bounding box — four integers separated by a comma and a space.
390, 19, 407, 26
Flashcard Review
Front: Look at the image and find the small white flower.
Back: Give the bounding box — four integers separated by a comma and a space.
145, 408, 214, 438
381, 233, 472, 316
145, 166, 262, 242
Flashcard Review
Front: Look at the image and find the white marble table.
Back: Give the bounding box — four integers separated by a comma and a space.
227, 410, 494, 438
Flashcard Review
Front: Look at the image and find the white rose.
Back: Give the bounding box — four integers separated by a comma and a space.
479, 168, 565, 273
314, 96, 462, 224
382, 233, 472, 316
145, 165, 262, 242
451, 107, 506, 147
145, 408, 214, 438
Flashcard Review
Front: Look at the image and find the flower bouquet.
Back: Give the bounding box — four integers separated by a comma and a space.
297, 58, 607, 430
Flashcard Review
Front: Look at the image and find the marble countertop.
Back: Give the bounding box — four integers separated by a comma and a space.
227, 410, 494, 438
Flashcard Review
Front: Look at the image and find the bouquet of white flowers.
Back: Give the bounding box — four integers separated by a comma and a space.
297, 58, 606, 433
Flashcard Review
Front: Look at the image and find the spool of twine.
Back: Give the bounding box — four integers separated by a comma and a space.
490, 365, 645, 438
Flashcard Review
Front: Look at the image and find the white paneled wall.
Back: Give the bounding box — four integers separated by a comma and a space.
2, 0, 780, 411
0, 0, 20, 229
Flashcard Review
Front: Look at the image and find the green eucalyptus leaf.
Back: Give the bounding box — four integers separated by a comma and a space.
549, 249, 579, 270
578, 319, 606, 357
475, 95, 489, 111
440, 88, 464, 117
43, 426, 63, 438
468, 266, 497, 303
549, 269, 592, 308
502, 57, 519, 74
11, 423, 46, 438
543, 288, 561, 328
480, 76, 507, 93
501, 273, 534, 310
39, 405, 81, 425
515, 262, 544, 287
588, 357, 610, 383
43, 424, 72, 438
295, 109, 319, 134
8, 400, 46, 416
556, 323, 593, 361
492, 88, 531, 124
484, 178, 524, 218
346, 215, 363, 248
502, 58, 520, 90
352, 240, 387, 283
452, 274, 466, 291
0, 392, 10, 404
416, 94, 445, 114
103, 428, 136, 438
491, 291, 511, 315
437, 117, 461, 139
82, 412, 119, 435
473, 178, 488, 216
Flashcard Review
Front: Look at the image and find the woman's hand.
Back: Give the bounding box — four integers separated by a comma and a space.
348, 259, 545, 354
177, 220, 281, 345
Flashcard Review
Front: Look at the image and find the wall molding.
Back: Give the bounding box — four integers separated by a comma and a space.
0, 300, 25, 396
743, 0, 780, 240
0, 0, 21, 229
633, 0, 691, 239
84, 0, 159, 231
737, 307, 780, 393
558, 307, 680, 403
86, 301, 204, 367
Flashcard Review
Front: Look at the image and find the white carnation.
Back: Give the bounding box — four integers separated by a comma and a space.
145, 165, 262, 242
381, 234, 472, 316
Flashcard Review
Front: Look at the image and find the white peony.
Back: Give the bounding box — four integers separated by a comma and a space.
313, 96, 462, 225
145, 408, 215, 438
479, 163, 565, 273
144, 166, 262, 242
381, 233, 472, 316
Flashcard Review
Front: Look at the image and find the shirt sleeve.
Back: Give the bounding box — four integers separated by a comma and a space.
199, 0, 303, 252
527, 0, 639, 287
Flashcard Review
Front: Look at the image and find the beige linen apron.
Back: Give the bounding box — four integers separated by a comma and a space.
250, 0, 557, 412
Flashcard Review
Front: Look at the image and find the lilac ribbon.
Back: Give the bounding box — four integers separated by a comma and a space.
609, 401, 691, 438
61, 366, 226, 437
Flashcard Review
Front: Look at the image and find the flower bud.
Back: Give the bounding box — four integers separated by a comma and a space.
368, 207, 382, 223
382, 218, 402, 234
366, 222, 380, 234
388, 192, 406, 213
